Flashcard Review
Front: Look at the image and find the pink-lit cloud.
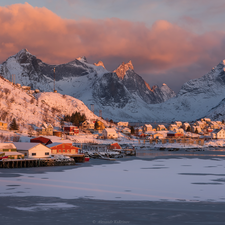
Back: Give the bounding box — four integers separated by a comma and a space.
0, 3, 225, 91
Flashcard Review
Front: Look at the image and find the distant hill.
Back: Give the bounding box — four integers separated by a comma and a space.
0, 76, 105, 131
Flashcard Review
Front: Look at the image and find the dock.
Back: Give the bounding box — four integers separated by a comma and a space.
0, 158, 75, 169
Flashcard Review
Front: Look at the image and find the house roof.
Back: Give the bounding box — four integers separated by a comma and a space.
144, 124, 152, 127
0, 151, 24, 156
30, 136, 52, 145
110, 143, 122, 149
13, 142, 47, 151
47, 142, 74, 148
104, 128, 117, 133
157, 125, 166, 128
42, 123, 53, 129
0, 143, 16, 150
212, 129, 223, 134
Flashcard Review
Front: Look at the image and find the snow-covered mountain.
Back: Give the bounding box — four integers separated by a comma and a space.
2, 49, 225, 122
144, 59, 225, 122
0, 49, 176, 121
0, 76, 105, 130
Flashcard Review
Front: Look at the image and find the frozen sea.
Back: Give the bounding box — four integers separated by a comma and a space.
1, 150, 225, 224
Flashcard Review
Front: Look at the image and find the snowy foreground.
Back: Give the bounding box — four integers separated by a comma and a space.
0, 157, 225, 202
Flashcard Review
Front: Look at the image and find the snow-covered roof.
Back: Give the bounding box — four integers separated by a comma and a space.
0, 151, 24, 156
42, 123, 53, 129
212, 128, 224, 134
144, 124, 152, 127
13, 142, 45, 151
157, 124, 166, 128
104, 128, 117, 133
210, 121, 218, 125
122, 128, 131, 131
0, 143, 16, 150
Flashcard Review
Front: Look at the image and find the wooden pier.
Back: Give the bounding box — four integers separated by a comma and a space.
0, 158, 76, 169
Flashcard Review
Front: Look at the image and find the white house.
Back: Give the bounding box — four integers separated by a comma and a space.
143, 124, 152, 132
175, 121, 182, 127
211, 129, 225, 139
196, 121, 206, 129
156, 125, 166, 131
117, 122, 129, 127
168, 124, 177, 131
13, 142, 51, 158
209, 121, 220, 129
102, 128, 118, 139
182, 122, 190, 131
122, 128, 131, 134
202, 118, 211, 123
191, 125, 202, 133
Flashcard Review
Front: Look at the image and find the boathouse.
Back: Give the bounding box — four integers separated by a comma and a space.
48, 143, 79, 155
13, 142, 51, 158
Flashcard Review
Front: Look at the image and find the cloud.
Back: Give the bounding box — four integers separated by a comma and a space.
0, 3, 225, 91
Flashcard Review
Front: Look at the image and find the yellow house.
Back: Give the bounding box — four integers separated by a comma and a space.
0, 121, 7, 130
37, 123, 53, 136
152, 133, 164, 139
0, 143, 24, 159
95, 120, 105, 130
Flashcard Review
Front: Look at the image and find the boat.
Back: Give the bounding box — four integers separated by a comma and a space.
84, 156, 90, 162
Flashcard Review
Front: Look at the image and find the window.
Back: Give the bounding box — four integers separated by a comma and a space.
32, 153, 36, 156
67, 149, 70, 152
45, 152, 49, 155
63, 149, 65, 152
59, 149, 61, 152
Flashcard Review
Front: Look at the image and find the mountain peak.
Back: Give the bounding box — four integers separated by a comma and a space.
15, 48, 33, 64
76, 56, 88, 63
114, 60, 134, 79
94, 61, 106, 69
16, 48, 30, 56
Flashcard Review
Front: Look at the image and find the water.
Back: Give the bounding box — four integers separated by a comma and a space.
0, 152, 225, 202
1, 151, 225, 224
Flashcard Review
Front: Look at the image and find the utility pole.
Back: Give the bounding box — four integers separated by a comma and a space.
91, 104, 94, 114
53, 68, 55, 92
12, 74, 15, 84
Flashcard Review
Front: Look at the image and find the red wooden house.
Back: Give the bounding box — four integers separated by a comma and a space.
48, 143, 79, 155
167, 132, 184, 138
30, 136, 52, 145
63, 126, 79, 135
109, 143, 122, 150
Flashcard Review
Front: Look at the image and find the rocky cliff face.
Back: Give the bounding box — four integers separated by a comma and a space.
114, 61, 176, 104
0, 49, 177, 121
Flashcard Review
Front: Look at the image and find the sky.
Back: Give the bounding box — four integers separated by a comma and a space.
1, 1, 225, 92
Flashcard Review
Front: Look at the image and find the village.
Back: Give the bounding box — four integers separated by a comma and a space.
1, 116, 225, 168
